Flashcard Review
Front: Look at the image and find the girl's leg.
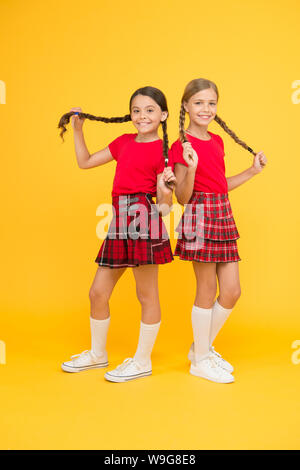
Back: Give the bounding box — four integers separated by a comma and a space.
89, 266, 126, 320
188, 261, 234, 383
191, 261, 217, 359
132, 264, 161, 324
89, 266, 126, 356
61, 266, 126, 373
104, 264, 160, 382
210, 261, 241, 347
216, 261, 241, 309
193, 261, 217, 308
131, 264, 161, 367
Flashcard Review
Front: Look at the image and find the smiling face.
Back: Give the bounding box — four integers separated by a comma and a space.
184, 87, 218, 127
130, 94, 168, 138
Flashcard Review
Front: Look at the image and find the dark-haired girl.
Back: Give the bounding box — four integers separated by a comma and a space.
171, 78, 267, 383
58, 87, 176, 382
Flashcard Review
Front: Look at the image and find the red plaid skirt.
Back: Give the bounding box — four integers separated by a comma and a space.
95, 193, 173, 268
174, 191, 241, 263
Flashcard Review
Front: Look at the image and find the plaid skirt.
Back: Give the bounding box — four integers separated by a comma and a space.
174, 191, 241, 263
95, 192, 173, 268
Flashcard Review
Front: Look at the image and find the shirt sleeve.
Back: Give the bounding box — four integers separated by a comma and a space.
108, 134, 129, 161
215, 135, 225, 157
156, 157, 165, 175
170, 140, 188, 167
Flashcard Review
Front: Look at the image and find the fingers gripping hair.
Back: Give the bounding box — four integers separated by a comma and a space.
57, 112, 131, 142
214, 114, 256, 155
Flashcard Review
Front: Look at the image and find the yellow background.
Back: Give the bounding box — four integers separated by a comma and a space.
1, 0, 299, 450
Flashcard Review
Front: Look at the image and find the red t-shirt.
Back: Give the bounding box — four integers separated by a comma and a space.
108, 133, 169, 196
170, 131, 228, 194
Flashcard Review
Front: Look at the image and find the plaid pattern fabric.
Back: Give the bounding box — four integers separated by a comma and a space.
95, 192, 173, 268
174, 191, 241, 263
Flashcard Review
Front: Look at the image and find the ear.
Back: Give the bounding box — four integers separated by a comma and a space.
161, 111, 168, 122
183, 101, 189, 113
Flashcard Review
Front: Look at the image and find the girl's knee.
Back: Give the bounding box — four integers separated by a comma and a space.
197, 281, 217, 298
136, 287, 158, 307
219, 286, 241, 306
89, 286, 110, 304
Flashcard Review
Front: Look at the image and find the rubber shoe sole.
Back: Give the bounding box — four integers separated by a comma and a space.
61, 361, 109, 373
104, 370, 152, 383
190, 364, 234, 384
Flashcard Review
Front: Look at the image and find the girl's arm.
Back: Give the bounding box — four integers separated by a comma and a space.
227, 151, 268, 191
74, 129, 114, 169
71, 107, 114, 169
174, 142, 198, 205
174, 164, 196, 205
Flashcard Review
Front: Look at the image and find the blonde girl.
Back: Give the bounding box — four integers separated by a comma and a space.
171, 78, 267, 383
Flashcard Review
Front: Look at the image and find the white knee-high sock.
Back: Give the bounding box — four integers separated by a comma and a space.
90, 316, 110, 357
192, 305, 213, 361
209, 299, 233, 348
133, 321, 161, 367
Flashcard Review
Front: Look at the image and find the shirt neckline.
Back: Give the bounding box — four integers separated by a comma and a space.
133, 133, 162, 143
185, 130, 213, 142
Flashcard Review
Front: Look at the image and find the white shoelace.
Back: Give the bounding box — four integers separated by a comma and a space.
69, 350, 93, 364
199, 355, 228, 376
115, 358, 139, 372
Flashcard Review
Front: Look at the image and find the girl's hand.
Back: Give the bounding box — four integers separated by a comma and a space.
252, 151, 268, 175
70, 107, 85, 131
182, 142, 198, 169
158, 167, 177, 194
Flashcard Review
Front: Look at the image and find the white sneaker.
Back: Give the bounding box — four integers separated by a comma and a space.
61, 349, 108, 372
188, 343, 234, 373
104, 357, 152, 383
190, 354, 234, 383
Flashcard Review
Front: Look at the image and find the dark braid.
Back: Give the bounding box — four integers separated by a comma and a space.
179, 78, 256, 156
161, 120, 169, 166
214, 114, 255, 155
58, 112, 131, 142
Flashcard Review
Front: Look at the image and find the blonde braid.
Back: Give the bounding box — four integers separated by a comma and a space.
179, 102, 188, 144
214, 114, 255, 155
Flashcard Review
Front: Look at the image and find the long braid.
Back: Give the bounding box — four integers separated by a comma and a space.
161, 120, 169, 166
179, 102, 188, 144
214, 114, 255, 155
58, 111, 131, 142
161, 119, 174, 190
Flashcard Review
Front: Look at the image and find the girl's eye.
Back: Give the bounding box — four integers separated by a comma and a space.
195, 102, 216, 105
